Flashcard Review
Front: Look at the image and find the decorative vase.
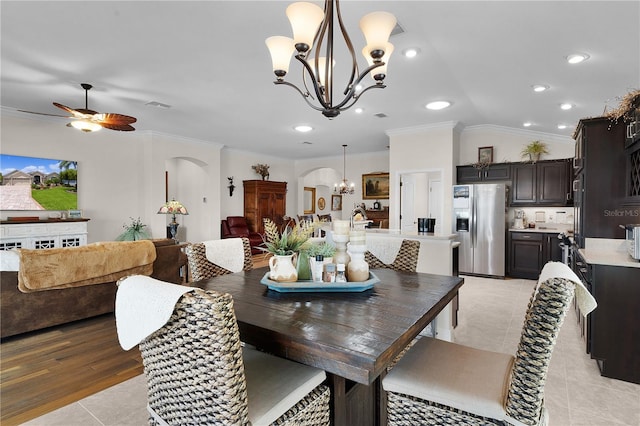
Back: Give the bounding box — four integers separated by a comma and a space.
332, 233, 350, 268
296, 251, 311, 281
269, 253, 298, 282
347, 243, 369, 282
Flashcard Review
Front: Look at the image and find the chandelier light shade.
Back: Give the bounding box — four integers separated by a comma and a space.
157, 199, 189, 242
334, 144, 355, 195
266, 0, 396, 118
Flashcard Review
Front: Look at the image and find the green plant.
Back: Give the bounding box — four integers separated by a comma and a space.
305, 241, 337, 258
261, 218, 315, 255
521, 140, 549, 162
116, 217, 150, 241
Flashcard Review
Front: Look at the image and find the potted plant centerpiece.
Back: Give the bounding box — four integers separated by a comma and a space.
521, 140, 549, 163
262, 218, 315, 282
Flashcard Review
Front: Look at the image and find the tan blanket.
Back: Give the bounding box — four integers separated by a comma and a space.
18, 240, 156, 292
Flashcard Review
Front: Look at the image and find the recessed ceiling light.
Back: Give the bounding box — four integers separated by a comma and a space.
355, 107, 364, 114
531, 84, 549, 92
566, 53, 590, 64
294, 125, 313, 132
402, 48, 420, 58
523, 122, 533, 127
425, 101, 451, 110
560, 103, 573, 110
557, 124, 568, 130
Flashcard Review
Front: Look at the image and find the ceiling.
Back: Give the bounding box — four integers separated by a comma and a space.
1, 1, 638, 159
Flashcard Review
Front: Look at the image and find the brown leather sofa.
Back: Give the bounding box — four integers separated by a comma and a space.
0, 239, 187, 339
221, 216, 263, 255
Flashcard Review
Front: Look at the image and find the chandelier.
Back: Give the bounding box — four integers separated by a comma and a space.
335, 144, 355, 195
265, 1, 396, 118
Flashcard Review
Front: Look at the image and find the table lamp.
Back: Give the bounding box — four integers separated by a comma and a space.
157, 199, 188, 242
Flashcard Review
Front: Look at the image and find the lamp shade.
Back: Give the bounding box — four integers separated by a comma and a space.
70, 120, 102, 132
265, 36, 296, 76
286, 2, 324, 51
316, 57, 335, 87
157, 200, 188, 215
362, 42, 394, 79
359, 11, 397, 54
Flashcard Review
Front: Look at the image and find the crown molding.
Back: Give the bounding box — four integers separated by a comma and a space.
462, 124, 574, 144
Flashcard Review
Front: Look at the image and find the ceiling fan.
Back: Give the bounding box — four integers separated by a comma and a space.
19, 83, 137, 132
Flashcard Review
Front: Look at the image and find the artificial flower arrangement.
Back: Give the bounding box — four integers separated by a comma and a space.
261, 218, 315, 256
252, 163, 270, 180
116, 217, 150, 241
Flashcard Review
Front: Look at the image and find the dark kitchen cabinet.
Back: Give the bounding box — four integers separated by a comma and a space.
508, 231, 563, 279
456, 163, 510, 183
572, 251, 640, 384
573, 118, 632, 247
508, 232, 544, 279
510, 159, 572, 206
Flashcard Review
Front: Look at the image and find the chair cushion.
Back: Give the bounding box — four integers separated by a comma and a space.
383, 337, 514, 422
242, 346, 326, 425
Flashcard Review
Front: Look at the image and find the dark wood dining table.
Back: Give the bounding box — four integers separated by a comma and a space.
191, 267, 464, 426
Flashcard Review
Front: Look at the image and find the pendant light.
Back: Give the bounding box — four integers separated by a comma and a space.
334, 144, 355, 194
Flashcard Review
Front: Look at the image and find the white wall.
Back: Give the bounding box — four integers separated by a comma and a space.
459, 125, 574, 164
1, 112, 222, 243
295, 151, 389, 220
2, 111, 576, 244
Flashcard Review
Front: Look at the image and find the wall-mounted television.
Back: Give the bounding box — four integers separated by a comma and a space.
0, 154, 78, 211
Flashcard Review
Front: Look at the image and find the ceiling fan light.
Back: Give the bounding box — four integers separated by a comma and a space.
71, 120, 102, 132
266, 36, 296, 78
359, 11, 397, 53
286, 2, 324, 52
363, 42, 394, 80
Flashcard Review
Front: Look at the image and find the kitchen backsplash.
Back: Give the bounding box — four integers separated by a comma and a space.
507, 207, 574, 229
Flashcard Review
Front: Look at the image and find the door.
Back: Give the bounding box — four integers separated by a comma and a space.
428, 179, 442, 234
473, 184, 505, 276
453, 185, 473, 274
400, 174, 417, 233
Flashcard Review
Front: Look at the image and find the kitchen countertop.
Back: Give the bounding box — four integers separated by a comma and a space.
365, 229, 458, 241
509, 227, 571, 234
579, 238, 640, 268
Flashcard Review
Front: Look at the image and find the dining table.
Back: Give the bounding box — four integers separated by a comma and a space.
191, 267, 464, 426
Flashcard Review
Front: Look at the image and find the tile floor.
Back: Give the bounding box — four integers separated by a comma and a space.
23, 275, 640, 425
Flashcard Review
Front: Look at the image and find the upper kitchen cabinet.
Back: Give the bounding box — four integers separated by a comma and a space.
456, 163, 510, 183
510, 159, 572, 206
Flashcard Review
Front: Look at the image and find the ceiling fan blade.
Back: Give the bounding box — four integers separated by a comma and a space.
53, 102, 93, 119
18, 109, 73, 118
94, 113, 137, 125
100, 122, 136, 131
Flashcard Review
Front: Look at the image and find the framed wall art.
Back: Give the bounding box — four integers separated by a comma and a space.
331, 194, 342, 211
478, 146, 494, 164
362, 173, 390, 200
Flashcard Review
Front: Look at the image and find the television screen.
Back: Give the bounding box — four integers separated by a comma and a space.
0, 154, 78, 211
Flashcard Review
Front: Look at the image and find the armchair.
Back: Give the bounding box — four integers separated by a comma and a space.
221, 216, 263, 255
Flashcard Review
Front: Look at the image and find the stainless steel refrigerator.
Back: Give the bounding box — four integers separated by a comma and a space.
452, 184, 506, 277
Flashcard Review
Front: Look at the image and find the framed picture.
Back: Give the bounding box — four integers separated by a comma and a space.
303, 187, 316, 214
317, 197, 326, 211
331, 194, 342, 211
68, 209, 82, 219
478, 146, 493, 163
362, 173, 390, 200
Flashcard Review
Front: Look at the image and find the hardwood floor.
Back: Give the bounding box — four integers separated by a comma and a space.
0, 255, 268, 425
0, 313, 143, 426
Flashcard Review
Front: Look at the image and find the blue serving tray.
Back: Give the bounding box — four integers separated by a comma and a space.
260, 271, 379, 293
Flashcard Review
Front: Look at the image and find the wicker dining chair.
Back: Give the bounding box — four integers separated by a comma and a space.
132, 285, 330, 426
383, 263, 580, 426
185, 237, 253, 282
365, 239, 420, 273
